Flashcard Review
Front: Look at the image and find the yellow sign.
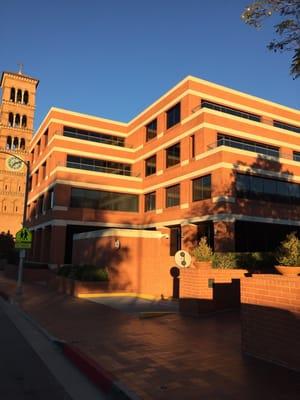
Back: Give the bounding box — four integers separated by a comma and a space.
15, 227, 32, 249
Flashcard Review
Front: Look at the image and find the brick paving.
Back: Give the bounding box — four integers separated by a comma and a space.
1, 274, 299, 400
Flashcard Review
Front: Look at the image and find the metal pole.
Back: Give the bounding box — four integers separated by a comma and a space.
16, 160, 30, 299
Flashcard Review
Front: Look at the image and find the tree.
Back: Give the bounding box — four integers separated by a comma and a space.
241, 1, 300, 79
0, 231, 15, 259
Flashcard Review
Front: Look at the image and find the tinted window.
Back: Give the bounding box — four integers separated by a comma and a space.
202, 100, 260, 122
169, 226, 181, 256
166, 143, 180, 168
64, 126, 124, 147
146, 119, 157, 141
217, 134, 279, 158
166, 103, 180, 129
192, 175, 211, 201
145, 155, 156, 176
274, 121, 300, 134
166, 184, 180, 207
145, 192, 156, 211
236, 173, 300, 204
67, 155, 131, 176
71, 188, 139, 212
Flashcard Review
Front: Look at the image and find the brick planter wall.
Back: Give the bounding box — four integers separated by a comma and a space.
179, 267, 247, 315
241, 275, 300, 372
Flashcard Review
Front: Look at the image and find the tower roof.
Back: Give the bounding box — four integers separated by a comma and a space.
0, 71, 39, 88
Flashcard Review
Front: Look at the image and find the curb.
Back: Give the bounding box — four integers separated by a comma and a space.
62, 343, 139, 399
139, 311, 176, 319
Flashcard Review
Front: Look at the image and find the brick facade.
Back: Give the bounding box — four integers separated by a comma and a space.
179, 266, 247, 315
241, 275, 300, 372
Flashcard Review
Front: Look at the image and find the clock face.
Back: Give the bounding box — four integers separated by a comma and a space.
6, 156, 23, 171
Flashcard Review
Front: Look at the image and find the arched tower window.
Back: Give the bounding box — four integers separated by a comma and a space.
21, 115, 27, 128
13, 137, 19, 150
17, 89, 22, 103
10, 88, 15, 102
8, 113, 14, 127
15, 114, 20, 127
20, 138, 25, 150
6, 136, 12, 149
23, 90, 29, 104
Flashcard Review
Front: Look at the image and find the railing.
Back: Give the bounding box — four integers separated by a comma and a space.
63, 130, 125, 147
201, 100, 261, 122
207, 137, 283, 159
66, 160, 131, 176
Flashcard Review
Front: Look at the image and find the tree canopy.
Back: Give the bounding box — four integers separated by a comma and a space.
242, 0, 300, 79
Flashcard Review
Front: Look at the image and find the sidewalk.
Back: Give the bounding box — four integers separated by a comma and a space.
1, 274, 299, 400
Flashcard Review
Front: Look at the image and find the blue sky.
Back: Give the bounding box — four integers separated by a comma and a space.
1, 0, 299, 129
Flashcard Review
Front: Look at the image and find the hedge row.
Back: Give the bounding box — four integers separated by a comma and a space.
212, 252, 276, 270
57, 264, 109, 282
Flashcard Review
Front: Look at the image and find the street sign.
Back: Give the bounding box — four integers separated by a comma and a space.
174, 250, 191, 268
15, 227, 32, 249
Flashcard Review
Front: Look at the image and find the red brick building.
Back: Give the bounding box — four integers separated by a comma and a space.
26, 76, 300, 294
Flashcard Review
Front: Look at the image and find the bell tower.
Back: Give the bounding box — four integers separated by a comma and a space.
0, 69, 39, 235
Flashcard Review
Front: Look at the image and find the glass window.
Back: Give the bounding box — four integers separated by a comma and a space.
190, 135, 195, 158
38, 195, 44, 214
145, 192, 156, 211
192, 175, 211, 201
236, 173, 300, 204
166, 103, 180, 129
70, 188, 139, 212
145, 155, 156, 176
169, 226, 181, 256
217, 134, 279, 158
166, 184, 180, 207
166, 143, 180, 168
42, 162, 46, 178
251, 176, 264, 194
274, 121, 300, 134
66, 155, 131, 176
236, 174, 250, 194
63, 126, 125, 147
293, 152, 300, 162
44, 129, 48, 146
201, 100, 260, 122
146, 119, 157, 141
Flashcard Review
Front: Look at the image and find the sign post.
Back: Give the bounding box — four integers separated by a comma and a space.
15, 227, 32, 298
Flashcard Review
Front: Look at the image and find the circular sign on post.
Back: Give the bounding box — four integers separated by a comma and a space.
174, 250, 191, 268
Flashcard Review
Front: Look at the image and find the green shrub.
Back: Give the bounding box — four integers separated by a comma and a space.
212, 252, 238, 269
211, 252, 276, 271
0, 231, 16, 263
57, 264, 72, 276
79, 266, 109, 282
276, 232, 300, 266
192, 237, 213, 261
57, 264, 109, 281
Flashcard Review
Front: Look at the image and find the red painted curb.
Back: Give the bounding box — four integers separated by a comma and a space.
63, 343, 115, 393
